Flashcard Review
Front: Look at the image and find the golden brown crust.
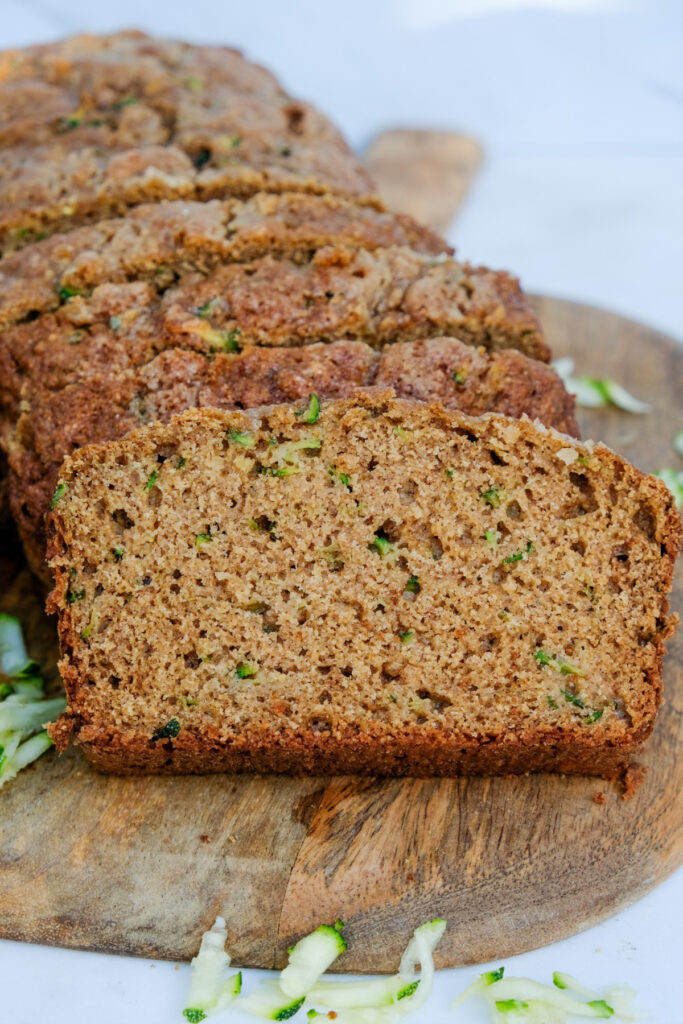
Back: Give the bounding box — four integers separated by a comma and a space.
0, 30, 283, 101
46, 394, 681, 779
0, 141, 377, 254
71, 729, 646, 780
0, 245, 546, 375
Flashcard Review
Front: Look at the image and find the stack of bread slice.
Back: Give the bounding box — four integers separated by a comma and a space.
0, 31, 678, 778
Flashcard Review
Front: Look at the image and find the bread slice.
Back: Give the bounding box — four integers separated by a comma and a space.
0, 243, 546, 399
3, 338, 575, 581
46, 392, 680, 778
0, 31, 374, 249
0, 195, 447, 330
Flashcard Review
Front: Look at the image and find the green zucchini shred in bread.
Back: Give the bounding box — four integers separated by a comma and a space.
151, 718, 181, 741
45, 392, 681, 778
50, 481, 67, 509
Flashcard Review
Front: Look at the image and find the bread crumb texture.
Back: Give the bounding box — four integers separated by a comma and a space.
46, 392, 681, 778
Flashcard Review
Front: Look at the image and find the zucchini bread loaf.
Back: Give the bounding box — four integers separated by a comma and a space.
0, 31, 375, 250
46, 392, 680, 778
5, 337, 576, 579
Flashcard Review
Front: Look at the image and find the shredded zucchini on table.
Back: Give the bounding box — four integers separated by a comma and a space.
183, 917, 445, 1021
452, 965, 638, 1023
182, 916, 242, 1020
181, 915, 640, 1022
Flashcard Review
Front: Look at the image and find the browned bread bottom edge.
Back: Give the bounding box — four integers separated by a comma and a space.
66, 728, 648, 780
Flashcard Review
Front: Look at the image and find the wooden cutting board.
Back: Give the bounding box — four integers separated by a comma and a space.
0, 298, 681, 971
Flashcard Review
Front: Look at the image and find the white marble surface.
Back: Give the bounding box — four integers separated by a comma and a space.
0, 1, 681, 1020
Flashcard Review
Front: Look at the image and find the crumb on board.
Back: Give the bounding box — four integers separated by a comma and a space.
622, 762, 647, 799
593, 792, 606, 805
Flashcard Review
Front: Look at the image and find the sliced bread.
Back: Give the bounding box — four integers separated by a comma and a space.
0, 194, 447, 330
46, 392, 680, 778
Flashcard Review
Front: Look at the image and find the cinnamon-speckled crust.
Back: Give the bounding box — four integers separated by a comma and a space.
45, 395, 681, 779
3, 338, 571, 582
0, 31, 375, 249
0, 195, 449, 330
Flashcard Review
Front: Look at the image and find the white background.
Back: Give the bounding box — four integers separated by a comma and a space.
0, 0, 681, 1020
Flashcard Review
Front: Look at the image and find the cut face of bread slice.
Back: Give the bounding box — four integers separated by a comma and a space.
3, 338, 574, 581
46, 393, 680, 779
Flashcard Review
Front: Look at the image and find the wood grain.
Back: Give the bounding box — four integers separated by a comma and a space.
0, 298, 680, 970
365, 129, 482, 235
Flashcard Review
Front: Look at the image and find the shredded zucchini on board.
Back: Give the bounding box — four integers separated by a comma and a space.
0, 614, 65, 790
551, 358, 650, 413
